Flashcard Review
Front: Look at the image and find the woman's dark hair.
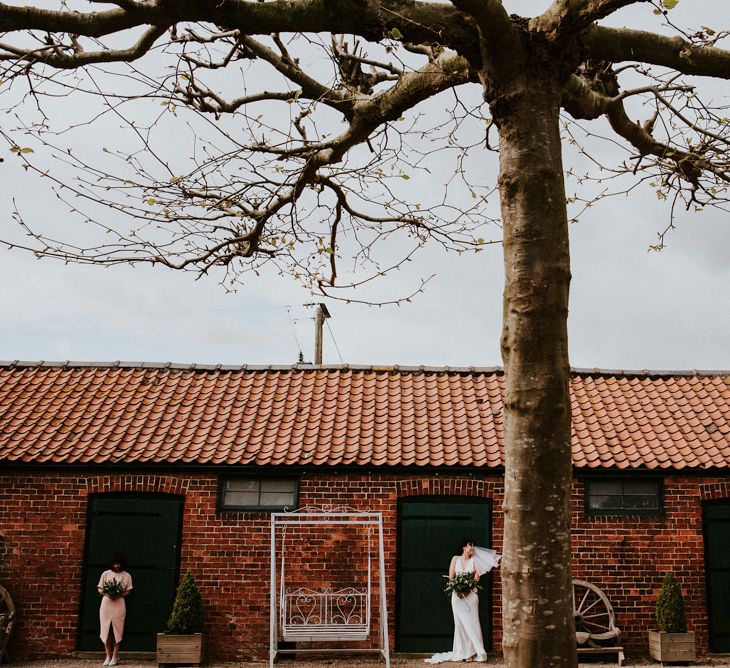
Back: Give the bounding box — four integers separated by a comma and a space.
110, 552, 126, 569
457, 538, 474, 555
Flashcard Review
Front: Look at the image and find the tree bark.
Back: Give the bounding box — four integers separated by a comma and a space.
493, 71, 576, 667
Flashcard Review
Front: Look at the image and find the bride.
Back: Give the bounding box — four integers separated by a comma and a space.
425, 539, 500, 664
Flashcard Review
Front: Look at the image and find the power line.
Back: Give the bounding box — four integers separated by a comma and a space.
326, 320, 344, 364
286, 306, 305, 362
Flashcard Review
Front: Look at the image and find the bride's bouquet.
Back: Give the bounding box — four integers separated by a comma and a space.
443, 572, 481, 598
101, 578, 127, 599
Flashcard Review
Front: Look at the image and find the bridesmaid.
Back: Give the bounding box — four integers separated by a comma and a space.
97, 552, 133, 667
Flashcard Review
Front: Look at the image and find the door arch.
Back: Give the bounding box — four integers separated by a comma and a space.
396, 495, 492, 652
78, 494, 183, 651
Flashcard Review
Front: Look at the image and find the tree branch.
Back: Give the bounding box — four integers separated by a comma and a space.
451, 0, 525, 86
535, 0, 648, 36
0, 0, 479, 58
0, 25, 167, 68
562, 71, 730, 188
0, 2, 151, 36
584, 25, 730, 79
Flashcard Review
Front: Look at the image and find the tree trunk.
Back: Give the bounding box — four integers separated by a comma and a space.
493, 71, 577, 667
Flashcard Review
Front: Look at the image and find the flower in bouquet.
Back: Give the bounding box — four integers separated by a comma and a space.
101, 578, 127, 599
443, 571, 481, 598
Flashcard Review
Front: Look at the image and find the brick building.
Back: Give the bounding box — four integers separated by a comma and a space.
0, 362, 728, 662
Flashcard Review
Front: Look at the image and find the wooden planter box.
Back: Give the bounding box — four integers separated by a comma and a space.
648, 630, 695, 663
156, 632, 204, 666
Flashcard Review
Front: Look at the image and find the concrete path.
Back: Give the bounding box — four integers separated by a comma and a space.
7, 657, 730, 668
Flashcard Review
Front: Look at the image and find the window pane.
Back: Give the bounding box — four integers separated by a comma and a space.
590, 481, 622, 495
223, 491, 259, 506
589, 495, 623, 509
260, 479, 296, 493
624, 481, 658, 496
260, 491, 296, 506
624, 495, 658, 509
225, 479, 259, 492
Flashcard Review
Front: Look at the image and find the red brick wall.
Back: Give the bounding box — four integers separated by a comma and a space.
0, 469, 727, 661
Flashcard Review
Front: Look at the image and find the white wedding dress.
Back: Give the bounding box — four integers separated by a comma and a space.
425, 555, 490, 664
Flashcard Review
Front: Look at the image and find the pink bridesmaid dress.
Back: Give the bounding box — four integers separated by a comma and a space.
98, 570, 133, 643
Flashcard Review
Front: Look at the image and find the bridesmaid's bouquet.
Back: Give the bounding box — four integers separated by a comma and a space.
443, 572, 481, 598
101, 578, 127, 599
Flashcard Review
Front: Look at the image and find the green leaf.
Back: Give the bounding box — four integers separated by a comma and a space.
146, 198, 157, 205
390, 27, 403, 40
662, 0, 678, 8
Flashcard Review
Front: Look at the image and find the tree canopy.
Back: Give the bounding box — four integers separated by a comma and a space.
1, 1, 728, 666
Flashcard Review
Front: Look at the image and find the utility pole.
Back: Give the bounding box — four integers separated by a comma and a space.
313, 303, 330, 365
304, 303, 331, 364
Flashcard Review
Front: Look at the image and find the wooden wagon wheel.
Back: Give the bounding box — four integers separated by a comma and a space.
0, 584, 16, 665
572, 579, 620, 645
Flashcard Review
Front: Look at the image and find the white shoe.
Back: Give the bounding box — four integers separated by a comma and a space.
102, 659, 110, 666
108, 660, 118, 667
475, 656, 487, 663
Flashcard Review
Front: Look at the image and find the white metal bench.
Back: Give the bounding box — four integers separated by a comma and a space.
281, 586, 369, 642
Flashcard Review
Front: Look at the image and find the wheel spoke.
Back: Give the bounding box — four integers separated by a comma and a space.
582, 598, 601, 614
577, 589, 590, 613
584, 612, 609, 620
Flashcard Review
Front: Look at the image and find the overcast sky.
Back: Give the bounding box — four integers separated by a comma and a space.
1, 0, 728, 371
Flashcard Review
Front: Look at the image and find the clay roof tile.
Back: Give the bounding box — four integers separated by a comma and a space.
0, 365, 728, 469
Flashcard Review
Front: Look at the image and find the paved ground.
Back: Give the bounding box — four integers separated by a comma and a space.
7, 657, 730, 668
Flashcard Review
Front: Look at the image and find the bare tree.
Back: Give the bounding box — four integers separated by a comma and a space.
1, 1, 729, 666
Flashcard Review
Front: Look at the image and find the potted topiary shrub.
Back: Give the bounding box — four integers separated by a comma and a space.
156, 569, 205, 667
648, 572, 695, 663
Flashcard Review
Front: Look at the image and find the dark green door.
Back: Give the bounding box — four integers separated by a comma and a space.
397, 496, 492, 652
705, 502, 730, 652
78, 494, 183, 651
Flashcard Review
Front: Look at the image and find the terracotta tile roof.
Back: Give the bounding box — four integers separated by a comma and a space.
0, 362, 728, 470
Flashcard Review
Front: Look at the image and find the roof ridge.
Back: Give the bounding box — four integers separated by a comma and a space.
570, 367, 730, 378
1, 360, 728, 377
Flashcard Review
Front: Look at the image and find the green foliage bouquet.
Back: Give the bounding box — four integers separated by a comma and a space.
444, 571, 481, 598
656, 572, 687, 633
101, 579, 127, 599
165, 570, 204, 634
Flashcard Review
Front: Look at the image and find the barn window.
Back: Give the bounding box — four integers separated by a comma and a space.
585, 478, 663, 516
220, 477, 298, 511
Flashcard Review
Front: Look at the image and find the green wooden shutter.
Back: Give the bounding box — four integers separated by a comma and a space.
397, 496, 492, 652
705, 502, 730, 652
78, 495, 183, 651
